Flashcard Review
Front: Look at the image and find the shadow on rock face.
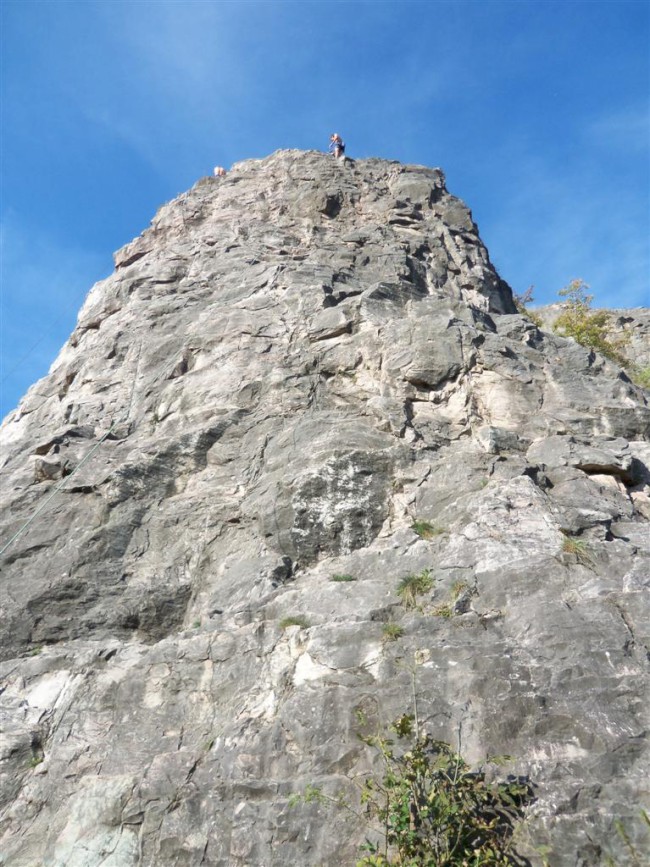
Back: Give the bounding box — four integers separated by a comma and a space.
252, 450, 393, 566
286, 449, 392, 563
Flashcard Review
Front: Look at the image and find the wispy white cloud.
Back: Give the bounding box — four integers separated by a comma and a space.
586, 103, 650, 155
31, 3, 238, 177
73, 2, 454, 170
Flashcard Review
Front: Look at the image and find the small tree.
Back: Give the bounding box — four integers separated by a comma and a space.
553, 280, 628, 367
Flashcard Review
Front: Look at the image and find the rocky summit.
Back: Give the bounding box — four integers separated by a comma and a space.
1, 150, 649, 866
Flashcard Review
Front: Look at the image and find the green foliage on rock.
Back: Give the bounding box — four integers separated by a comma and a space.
412, 521, 444, 540
397, 570, 434, 609
560, 532, 594, 567
604, 812, 650, 867
356, 715, 532, 866
553, 280, 628, 366
631, 365, 650, 390
279, 615, 310, 630
331, 573, 357, 582
382, 623, 405, 643
550, 280, 650, 389
290, 714, 533, 866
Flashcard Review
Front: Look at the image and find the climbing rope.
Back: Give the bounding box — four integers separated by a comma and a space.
0, 341, 142, 558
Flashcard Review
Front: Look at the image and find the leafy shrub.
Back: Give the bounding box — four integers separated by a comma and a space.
356, 715, 533, 866
331, 573, 357, 582
279, 615, 310, 630
553, 280, 628, 366
397, 570, 434, 609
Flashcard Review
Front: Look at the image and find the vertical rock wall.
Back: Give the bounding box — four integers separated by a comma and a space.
0, 150, 648, 866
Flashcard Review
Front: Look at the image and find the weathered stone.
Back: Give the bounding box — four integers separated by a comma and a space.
33, 456, 69, 482
527, 434, 635, 481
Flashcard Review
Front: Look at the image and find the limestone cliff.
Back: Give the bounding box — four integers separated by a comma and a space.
1, 150, 649, 866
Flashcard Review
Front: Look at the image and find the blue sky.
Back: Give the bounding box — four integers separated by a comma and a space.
1, 0, 648, 418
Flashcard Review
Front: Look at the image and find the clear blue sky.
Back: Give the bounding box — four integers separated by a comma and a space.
1, 0, 648, 418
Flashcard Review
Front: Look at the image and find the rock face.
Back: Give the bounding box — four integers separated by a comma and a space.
1, 150, 649, 866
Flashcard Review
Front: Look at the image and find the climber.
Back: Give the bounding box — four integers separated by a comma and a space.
213, 166, 227, 177
329, 133, 345, 159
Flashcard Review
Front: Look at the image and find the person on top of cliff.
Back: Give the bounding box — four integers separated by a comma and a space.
329, 133, 345, 158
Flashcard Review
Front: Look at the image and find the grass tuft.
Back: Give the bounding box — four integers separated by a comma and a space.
561, 532, 594, 567
382, 623, 405, 643
397, 569, 434, 609
411, 520, 444, 540
279, 615, 310, 630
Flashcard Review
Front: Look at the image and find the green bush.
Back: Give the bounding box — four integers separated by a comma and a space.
397, 570, 434, 609
331, 573, 357, 582
553, 280, 628, 366
356, 715, 532, 866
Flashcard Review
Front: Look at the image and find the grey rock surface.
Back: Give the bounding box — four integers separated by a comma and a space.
1, 150, 649, 866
